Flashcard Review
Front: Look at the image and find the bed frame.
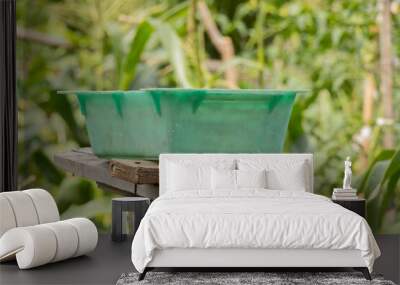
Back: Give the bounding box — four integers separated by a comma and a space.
139, 154, 371, 280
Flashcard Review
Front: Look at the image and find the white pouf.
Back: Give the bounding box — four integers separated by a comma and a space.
24, 188, 60, 223
0, 218, 98, 269
0, 196, 17, 237
1, 191, 40, 227
0, 189, 98, 269
42, 221, 79, 262
0, 189, 59, 235
64, 218, 98, 257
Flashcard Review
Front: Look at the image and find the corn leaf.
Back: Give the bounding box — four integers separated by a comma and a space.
153, 20, 192, 88
119, 21, 154, 90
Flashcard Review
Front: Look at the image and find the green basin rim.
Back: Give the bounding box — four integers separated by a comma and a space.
58, 89, 308, 96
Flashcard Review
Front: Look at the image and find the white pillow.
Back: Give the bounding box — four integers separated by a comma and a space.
238, 159, 308, 191
167, 162, 211, 191
211, 169, 268, 190
165, 159, 236, 192
267, 167, 306, 191
236, 169, 267, 189
211, 168, 236, 190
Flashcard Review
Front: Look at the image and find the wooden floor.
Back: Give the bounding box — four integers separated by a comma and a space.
0, 234, 398, 285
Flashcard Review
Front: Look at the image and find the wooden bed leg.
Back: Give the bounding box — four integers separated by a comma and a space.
138, 268, 148, 281
354, 267, 372, 280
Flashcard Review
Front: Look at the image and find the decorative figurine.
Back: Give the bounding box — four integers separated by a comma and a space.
343, 156, 352, 190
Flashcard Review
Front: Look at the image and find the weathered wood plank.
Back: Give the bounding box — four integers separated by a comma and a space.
109, 159, 159, 184
53, 148, 159, 198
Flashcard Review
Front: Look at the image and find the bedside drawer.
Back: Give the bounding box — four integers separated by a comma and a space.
332, 199, 366, 218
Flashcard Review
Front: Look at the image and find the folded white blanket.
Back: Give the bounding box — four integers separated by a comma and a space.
131, 190, 380, 273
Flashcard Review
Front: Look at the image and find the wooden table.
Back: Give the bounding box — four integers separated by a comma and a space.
53, 148, 159, 199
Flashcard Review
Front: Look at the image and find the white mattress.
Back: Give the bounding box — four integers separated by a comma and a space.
148, 248, 365, 267
131, 190, 380, 273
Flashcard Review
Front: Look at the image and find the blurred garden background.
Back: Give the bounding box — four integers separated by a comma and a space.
16, 0, 400, 233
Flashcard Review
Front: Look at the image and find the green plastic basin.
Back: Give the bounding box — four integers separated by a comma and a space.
60, 89, 300, 158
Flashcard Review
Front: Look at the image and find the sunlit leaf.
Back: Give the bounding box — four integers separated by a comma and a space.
363, 161, 390, 199
56, 177, 97, 213
357, 150, 395, 195
60, 197, 111, 220
365, 150, 400, 231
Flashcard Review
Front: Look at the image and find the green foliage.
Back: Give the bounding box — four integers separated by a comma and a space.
16, 0, 400, 232
357, 150, 400, 232
61, 197, 112, 220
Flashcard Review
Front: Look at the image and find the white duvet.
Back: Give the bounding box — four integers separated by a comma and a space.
131, 190, 380, 273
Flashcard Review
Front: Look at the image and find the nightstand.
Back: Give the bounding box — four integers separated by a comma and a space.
332, 198, 366, 218
112, 197, 150, 242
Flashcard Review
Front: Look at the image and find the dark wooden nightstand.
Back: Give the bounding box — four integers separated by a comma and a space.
332, 198, 366, 218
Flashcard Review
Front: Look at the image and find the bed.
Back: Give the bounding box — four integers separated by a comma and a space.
131, 154, 380, 280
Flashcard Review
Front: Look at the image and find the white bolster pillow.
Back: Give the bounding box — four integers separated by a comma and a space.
0, 189, 60, 237
0, 218, 98, 269
0, 191, 40, 227
23, 189, 60, 224
64, 218, 98, 257
0, 226, 57, 267
42, 221, 79, 262
0, 196, 17, 237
